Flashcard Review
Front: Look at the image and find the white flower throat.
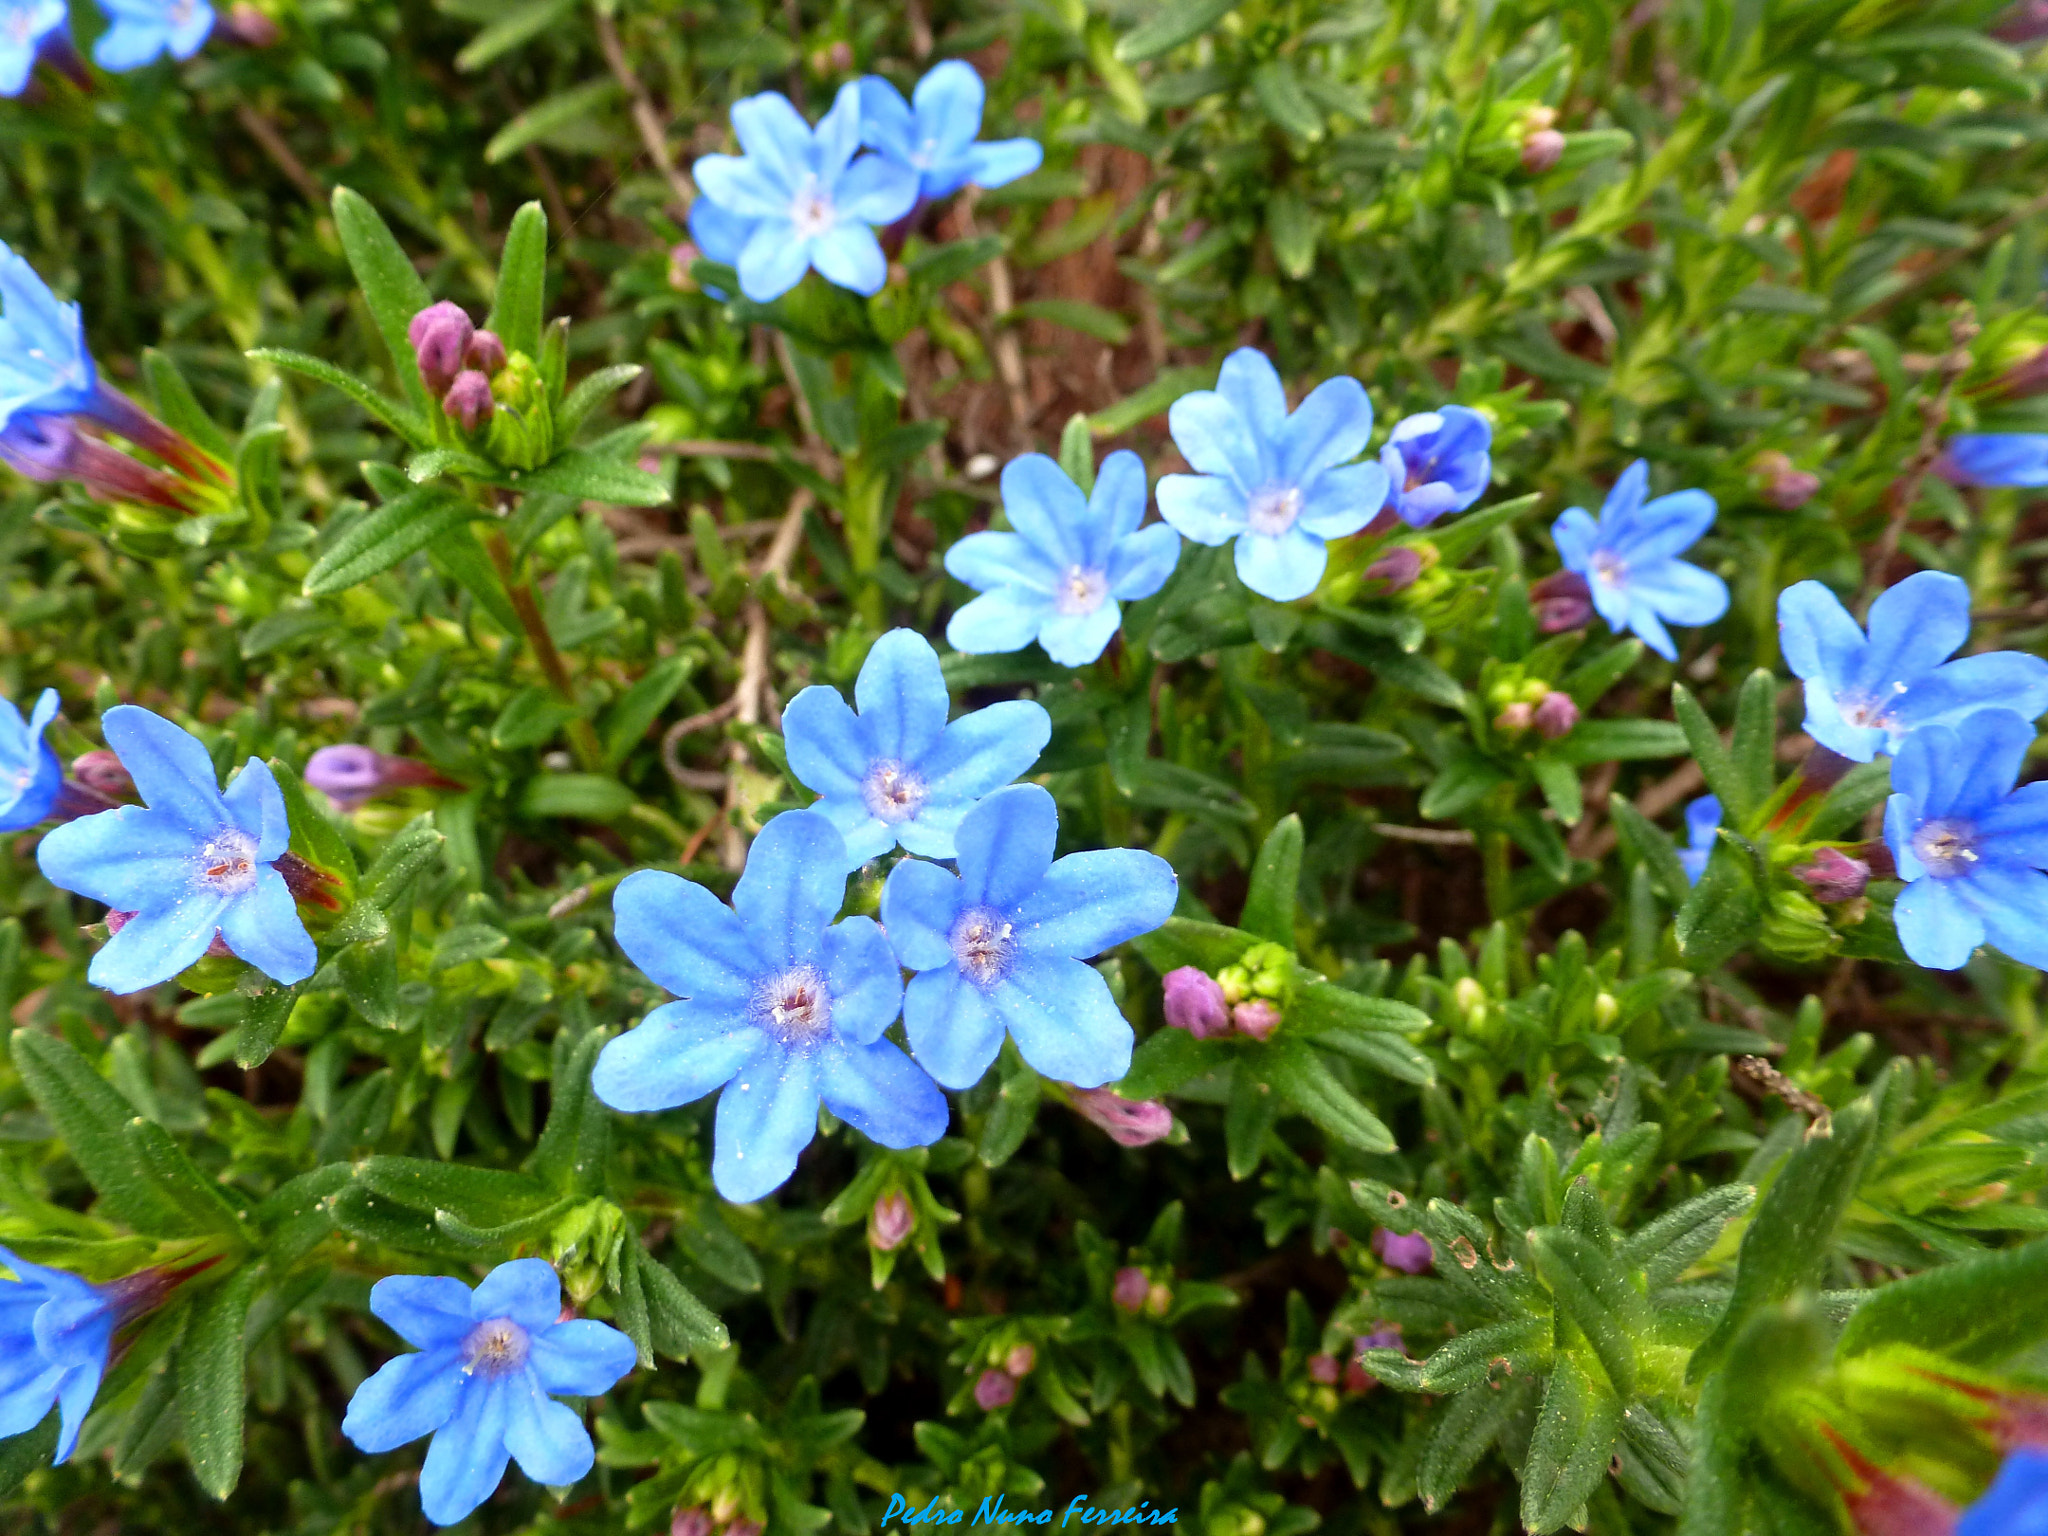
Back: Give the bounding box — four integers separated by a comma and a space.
951, 906, 1016, 987
198, 830, 260, 894
1054, 566, 1109, 616
862, 759, 928, 825
754, 964, 832, 1043
788, 176, 836, 239
1912, 819, 1980, 879
1246, 484, 1303, 536
461, 1317, 530, 1378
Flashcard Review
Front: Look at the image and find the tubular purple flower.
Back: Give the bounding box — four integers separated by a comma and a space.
0, 0, 67, 97
409, 302, 474, 396
1068, 1085, 1172, 1147
857, 60, 1044, 201
1678, 794, 1722, 885
1364, 545, 1424, 592
0, 688, 61, 832
1111, 1266, 1149, 1312
91, 0, 215, 68
1379, 405, 1492, 528
1530, 569, 1595, 633
1161, 965, 1231, 1038
0, 241, 95, 423
0, 1242, 129, 1462
79, 379, 229, 486
1372, 1229, 1433, 1274
0, 413, 203, 512
304, 744, 459, 810
1958, 1449, 2048, 1536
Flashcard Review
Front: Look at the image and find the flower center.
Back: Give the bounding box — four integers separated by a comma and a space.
912, 136, 940, 170
861, 758, 928, 825
197, 830, 260, 894
1839, 681, 1909, 730
1590, 549, 1628, 587
753, 964, 832, 1043
1912, 818, 1980, 878
1054, 565, 1109, 616
950, 906, 1016, 988
1246, 484, 1303, 536
461, 1317, 530, 1378
789, 177, 836, 240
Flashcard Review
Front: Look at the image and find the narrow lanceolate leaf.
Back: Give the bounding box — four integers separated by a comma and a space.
639, 1247, 729, 1355
125, 1118, 251, 1245
530, 1029, 611, 1195
1415, 1314, 1550, 1393
484, 79, 622, 164
1288, 978, 1430, 1035
331, 187, 433, 414
1239, 814, 1303, 944
1618, 1183, 1755, 1285
556, 364, 645, 441
486, 201, 549, 360
180, 1265, 261, 1500
1729, 668, 1779, 819
0, 1409, 59, 1499
1520, 1356, 1623, 1534
1836, 1235, 2048, 1363
10, 1030, 189, 1236
508, 447, 670, 505
1266, 1035, 1396, 1153
1418, 1377, 1521, 1513
1671, 683, 1746, 822
248, 348, 431, 445
304, 485, 474, 596
1114, 0, 1238, 62
1529, 1225, 1646, 1401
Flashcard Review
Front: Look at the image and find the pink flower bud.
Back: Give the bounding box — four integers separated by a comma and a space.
671, 1510, 714, 1536
669, 243, 701, 291
1162, 966, 1231, 1038
869, 1190, 913, 1252
465, 329, 507, 376
1070, 1085, 1174, 1146
1004, 1342, 1036, 1378
974, 1368, 1016, 1411
1520, 128, 1566, 174
71, 750, 133, 800
1112, 1266, 1149, 1313
1306, 1354, 1339, 1385
408, 301, 474, 396
1533, 691, 1579, 740
1372, 1229, 1433, 1274
1341, 1360, 1373, 1394
219, 3, 281, 46
443, 370, 495, 433
726, 1519, 764, 1536
1793, 846, 1870, 903
1529, 570, 1594, 634
1494, 701, 1534, 735
1995, 0, 2048, 44
1232, 999, 1281, 1041
1363, 546, 1423, 593
305, 744, 460, 810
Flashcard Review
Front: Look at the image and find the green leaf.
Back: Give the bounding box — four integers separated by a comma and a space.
1287, 978, 1430, 1036
304, 485, 473, 596
0, 1410, 60, 1499
1531, 756, 1583, 825
1608, 792, 1691, 905
602, 653, 697, 767
1058, 412, 1096, 493
484, 79, 623, 164
1119, 1027, 1232, 1100
455, 0, 576, 71
1529, 1226, 1646, 1400
356, 1156, 556, 1226
1415, 1314, 1549, 1392
1673, 832, 1763, 970
1672, 683, 1746, 822
1240, 816, 1303, 944
1617, 1183, 1754, 1285
143, 349, 233, 461
557, 364, 645, 441
979, 1052, 1043, 1168
1267, 1035, 1396, 1152
486, 202, 549, 361
521, 773, 636, 820
1314, 1026, 1436, 1087
1250, 60, 1323, 139
1130, 916, 1257, 976
1008, 300, 1132, 346
180, 1265, 260, 1500
1266, 190, 1317, 279
1418, 1378, 1519, 1512
126, 1117, 251, 1245
1114, 0, 1238, 62
1550, 719, 1687, 765
1837, 1235, 2048, 1363
639, 1245, 729, 1355
1729, 668, 1779, 822
1520, 1356, 1623, 1534
492, 686, 581, 750
331, 187, 433, 416
1225, 1061, 1276, 1179
248, 348, 431, 446
10, 1030, 189, 1235
428, 520, 524, 633
1426, 491, 1542, 567
530, 1030, 611, 1195
511, 447, 670, 506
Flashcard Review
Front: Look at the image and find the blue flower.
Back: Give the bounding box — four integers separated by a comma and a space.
0, 1243, 117, 1464
35, 706, 317, 994
1883, 711, 2048, 971
0, 687, 61, 832
1938, 434, 2048, 488
1778, 571, 2048, 764
944, 450, 1179, 667
341, 1258, 636, 1528
690, 83, 919, 303
1551, 459, 1727, 662
1960, 1449, 2048, 1536
858, 60, 1044, 201
0, 241, 95, 426
1379, 405, 1492, 528
90, 0, 213, 71
593, 809, 948, 1202
1677, 794, 1721, 885
0, 0, 66, 97
879, 783, 1177, 1090
1157, 348, 1389, 602
783, 628, 1051, 869
686, 196, 754, 268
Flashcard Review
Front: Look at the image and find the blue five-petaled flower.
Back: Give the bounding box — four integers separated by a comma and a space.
0, 687, 61, 832
593, 809, 948, 1202
0, 240, 96, 428
0, 1243, 117, 1464
945, 450, 1179, 667
341, 1258, 636, 1528
35, 705, 317, 994
91, 0, 213, 71
1552, 459, 1727, 662
1939, 433, 2048, 489
1677, 794, 1721, 886
1157, 348, 1390, 602
783, 629, 1050, 869
1778, 571, 2048, 764
690, 83, 919, 303
1883, 711, 2048, 972
881, 783, 1178, 1090
1380, 405, 1493, 528
1959, 1448, 2048, 1536
0, 0, 65, 97
858, 60, 1043, 201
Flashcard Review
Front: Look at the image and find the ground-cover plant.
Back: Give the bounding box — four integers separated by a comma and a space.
9, 1, 2048, 1533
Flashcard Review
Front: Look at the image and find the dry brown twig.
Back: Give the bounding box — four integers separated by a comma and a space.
593, 8, 696, 215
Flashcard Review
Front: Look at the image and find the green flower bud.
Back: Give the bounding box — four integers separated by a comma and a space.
486, 351, 553, 471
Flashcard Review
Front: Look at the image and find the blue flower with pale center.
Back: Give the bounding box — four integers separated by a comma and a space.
1961, 1449, 2048, 1536
858, 60, 1044, 201
593, 809, 948, 1202
341, 1259, 636, 1528
690, 82, 919, 303
1379, 405, 1492, 528
90, 0, 212, 70
1882, 711, 2048, 972
1157, 348, 1389, 602
35, 705, 317, 994
1677, 794, 1721, 885
0, 687, 60, 832
1778, 571, 2048, 764
880, 783, 1177, 1090
1939, 433, 2048, 488
783, 628, 1050, 869
0, 1243, 117, 1464
0, 241, 95, 428
1552, 459, 1727, 662
0, 0, 66, 97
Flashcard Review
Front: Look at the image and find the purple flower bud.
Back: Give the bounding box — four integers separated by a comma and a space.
1363, 545, 1423, 592
218, 3, 282, 46
1004, 1342, 1036, 1378
1751, 450, 1821, 509
1356, 1322, 1403, 1352
70, 750, 134, 800
1793, 846, 1870, 903
1112, 1266, 1149, 1313
1995, 0, 2048, 43
1069, 1085, 1173, 1146
0, 415, 198, 513
974, 1368, 1016, 1411
465, 329, 507, 376
442, 370, 495, 434
1306, 1353, 1339, 1385
1533, 690, 1579, 740
868, 1190, 913, 1252
1520, 128, 1566, 174
1232, 999, 1281, 1041
1162, 965, 1232, 1038
1372, 1229, 1433, 1274
1529, 569, 1594, 633
1494, 701, 1534, 735
672, 1510, 714, 1536
408, 301, 475, 396
304, 744, 458, 810
726, 1519, 764, 1536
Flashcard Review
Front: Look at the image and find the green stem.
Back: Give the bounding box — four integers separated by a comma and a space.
485, 529, 604, 771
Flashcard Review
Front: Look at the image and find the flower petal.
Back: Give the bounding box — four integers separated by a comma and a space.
1961, 864, 2048, 970
470, 1258, 562, 1331
1215, 348, 1288, 446
1901, 650, 2048, 740
944, 529, 1058, 594
728, 92, 813, 192
737, 222, 813, 303
997, 454, 1087, 566
1015, 848, 1177, 961
814, 80, 864, 176
1234, 526, 1328, 603
36, 804, 200, 910
692, 155, 788, 220
1622, 559, 1729, 627
1857, 570, 1970, 696
1551, 506, 1600, 573
920, 699, 1051, 811
1893, 875, 1986, 970
822, 915, 902, 1046
712, 1038, 821, 1202
1801, 677, 1886, 764
856, 75, 916, 160
1106, 522, 1181, 601
1777, 579, 1867, 694
913, 60, 986, 149
611, 869, 761, 1002
1036, 602, 1122, 667
89, 893, 228, 994
810, 795, 896, 870
1275, 374, 1372, 485
1089, 448, 1150, 549
961, 137, 1043, 189
592, 999, 763, 1114
855, 629, 949, 767
218, 866, 316, 985
341, 1347, 465, 1454
500, 1375, 594, 1489
729, 809, 847, 969
1624, 602, 1678, 663
809, 222, 889, 296
1980, 780, 2048, 871
1166, 388, 1265, 495
947, 588, 1053, 655
955, 782, 1057, 910
782, 686, 869, 801
1597, 460, 1650, 530
817, 1036, 950, 1148
101, 706, 227, 834
1610, 488, 1716, 564
530, 1319, 637, 1398
1929, 712, 2031, 821
221, 758, 290, 861
1155, 473, 1247, 546
368, 1275, 477, 1350
1295, 459, 1390, 539
881, 856, 963, 971
988, 954, 1134, 1089
903, 966, 1006, 1089
418, 1375, 513, 1527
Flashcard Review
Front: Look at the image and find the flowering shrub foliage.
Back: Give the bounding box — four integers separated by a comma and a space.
6, 2, 2048, 1534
